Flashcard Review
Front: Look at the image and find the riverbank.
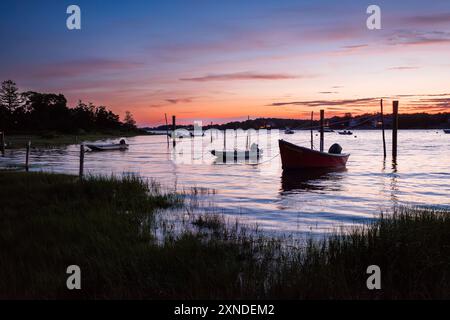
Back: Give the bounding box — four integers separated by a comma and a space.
1, 131, 148, 149
1, 171, 449, 299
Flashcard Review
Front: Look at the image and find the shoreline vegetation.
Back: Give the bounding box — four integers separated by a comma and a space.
1, 171, 449, 299
147, 113, 450, 131
2, 131, 147, 149
0, 80, 145, 149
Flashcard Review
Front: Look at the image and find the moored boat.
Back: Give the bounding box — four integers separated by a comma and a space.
85, 139, 129, 151
211, 143, 262, 162
338, 130, 353, 135
278, 139, 349, 169
284, 128, 295, 134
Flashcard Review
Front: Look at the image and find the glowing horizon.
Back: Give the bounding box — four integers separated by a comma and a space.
1, 1, 450, 126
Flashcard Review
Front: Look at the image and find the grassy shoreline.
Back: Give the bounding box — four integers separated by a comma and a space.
0, 171, 449, 299
2, 131, 147, 149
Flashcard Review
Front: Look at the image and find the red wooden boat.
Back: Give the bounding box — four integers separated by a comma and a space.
279, 139, 349, 169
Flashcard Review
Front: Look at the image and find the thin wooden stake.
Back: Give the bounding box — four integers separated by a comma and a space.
79, 144, 85, 180
223, 129, 226, 150
165, 113, 169, 147
392, 101, 399, 160
381, 99, 386, 158
223, 129, 226, 163
320, 109, 325, 152
210, 122, 213, 143
25, 141, 31, 172
172, 115, 176, 148
310, 111, 314, 150
0, 131, 5, 155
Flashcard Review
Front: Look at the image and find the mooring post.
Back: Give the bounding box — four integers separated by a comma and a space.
25, 141, 31, 172
310, 111, 314, 150
172, 115, 176, 148
320, 109, 325, 152
165, 113, 169, 147
79, 144, 85, 180
381, 99, 386, 158
0, 131, 5, 155
223, 129, 227, 163
392, 101, 399, 160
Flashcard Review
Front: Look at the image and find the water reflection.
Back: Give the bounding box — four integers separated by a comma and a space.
280, 168, 346, 193
390, 160, 399, 206
1, 130, 450, 235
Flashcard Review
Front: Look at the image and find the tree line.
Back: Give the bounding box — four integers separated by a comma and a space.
0, 80, 137, 133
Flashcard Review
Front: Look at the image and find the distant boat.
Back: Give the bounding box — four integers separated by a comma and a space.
169, 131, 190, 139
279, 139, 349, 169
444, 129, 450, 134
338, 130, 353, 135
190, 132, 205, 137
85, 139, 128, 151
211, 143, 262, 161
284, 128, 295, 134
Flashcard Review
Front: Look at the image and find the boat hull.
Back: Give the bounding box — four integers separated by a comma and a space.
86, 144, 128, 151
211, 149, 262, 162
279, 139, 349, 169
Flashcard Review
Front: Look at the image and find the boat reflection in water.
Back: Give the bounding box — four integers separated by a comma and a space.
280, 168, 346, 194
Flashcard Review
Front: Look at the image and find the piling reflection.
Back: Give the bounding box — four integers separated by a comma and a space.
390, 160, 399, 205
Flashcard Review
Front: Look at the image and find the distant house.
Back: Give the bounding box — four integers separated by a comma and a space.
371, 116, 393, 128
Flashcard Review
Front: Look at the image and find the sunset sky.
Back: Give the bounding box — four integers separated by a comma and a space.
1, 0, 450, 126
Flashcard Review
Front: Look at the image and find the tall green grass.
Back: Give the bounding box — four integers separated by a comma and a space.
0, 171, 449, 299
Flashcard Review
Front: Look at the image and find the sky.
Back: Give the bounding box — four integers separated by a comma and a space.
1, 0, 450, 126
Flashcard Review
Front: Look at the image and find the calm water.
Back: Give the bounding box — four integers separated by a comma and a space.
1, 130, 449, 235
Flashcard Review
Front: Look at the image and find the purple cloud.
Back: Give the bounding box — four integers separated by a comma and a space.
269, 98, 380, 107
180, 72, 300, 82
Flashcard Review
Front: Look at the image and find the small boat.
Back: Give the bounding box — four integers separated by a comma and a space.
284, 128, 295, 134
211, 143, 262, 162
190, 131, 205, 137
279, 139, 349, 169
338, 130, 353, 135
169, 131, 190, 139
444, 129, 450, 134
86, 139, 128, 151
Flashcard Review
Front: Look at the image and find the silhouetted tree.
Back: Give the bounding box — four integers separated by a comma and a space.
1, 80, 138, 133
0, 80, 22, 112
95, 106, 121, 130
123, 111, 136, 130
0, 80, 23, 130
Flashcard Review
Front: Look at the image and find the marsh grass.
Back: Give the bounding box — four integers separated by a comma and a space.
0, 171, 449, 299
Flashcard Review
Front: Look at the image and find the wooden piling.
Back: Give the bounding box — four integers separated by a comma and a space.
392, 101, 399, 159
310, 111, 314, 150
210, 122, 213, 143
320, 109, 325, 152
165, 113, 169, 147
79, 144, 85, 180
25, 141, 31, 172
172, 115, 176, 147
223, 129, 227, 163
381, 99, 386, 158
0, 131, 5, 155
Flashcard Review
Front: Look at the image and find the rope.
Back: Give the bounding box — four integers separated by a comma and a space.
248, 153, 280, 166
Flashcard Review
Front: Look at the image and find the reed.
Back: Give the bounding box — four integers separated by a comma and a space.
0, 171, 449, 299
